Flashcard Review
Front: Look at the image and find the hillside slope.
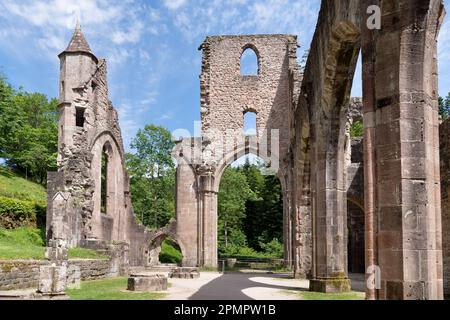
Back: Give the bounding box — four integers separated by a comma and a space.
0, 166, 46, 203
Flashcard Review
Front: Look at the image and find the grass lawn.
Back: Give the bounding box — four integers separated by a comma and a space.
0, 167, 46, 203
299, 291, 365, 300
66, 277, 167, 300
0, 227, 46, 259
68, 247, 108, 260
0, 227, 108, 260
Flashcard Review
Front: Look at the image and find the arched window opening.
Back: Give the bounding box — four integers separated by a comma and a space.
244, 111, 257, 136
240, 47, 259, 76
100, 145, 109, 214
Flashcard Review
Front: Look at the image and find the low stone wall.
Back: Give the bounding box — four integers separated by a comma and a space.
68, 259, 112, 281
0, 258, 116, 291
0, 260, 48, 291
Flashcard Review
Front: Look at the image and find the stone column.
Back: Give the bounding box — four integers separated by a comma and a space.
283, 186, 293, 268
197, 165, 218, 268
361, 0, 445, 300
309, 121, 351, 292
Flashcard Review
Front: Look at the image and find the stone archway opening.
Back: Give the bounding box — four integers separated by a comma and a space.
159, 236, 183, 265
147, 232, 184, 267
217, 153, 284, 264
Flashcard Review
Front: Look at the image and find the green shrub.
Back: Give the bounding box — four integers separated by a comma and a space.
259, 238, 283, 258
220, 244, 262, 258
159, 239, 182, 264
350, 120, 363, 138
0, 196, 41, 229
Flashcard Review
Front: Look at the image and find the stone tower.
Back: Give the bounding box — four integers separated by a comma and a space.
57, 22, 98, 162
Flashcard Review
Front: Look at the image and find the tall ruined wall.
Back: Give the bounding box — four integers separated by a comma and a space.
440, 119, 450, 296
46, 27, 171, 267
199, 35, 299, 176
173, 35, 300, 268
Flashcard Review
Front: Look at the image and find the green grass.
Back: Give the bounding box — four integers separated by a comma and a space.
66, 277, 167, 300
0, 227, 46, 260
68, 247, 109, 260
299, 291, 365, 300
0, 227, 108, 260
0, 167, 46, 203
159, 239, 182, 264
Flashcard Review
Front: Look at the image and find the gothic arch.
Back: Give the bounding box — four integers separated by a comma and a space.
90, 132, 126, 242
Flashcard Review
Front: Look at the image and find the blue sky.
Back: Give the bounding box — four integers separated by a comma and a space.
0, 0, 449, 152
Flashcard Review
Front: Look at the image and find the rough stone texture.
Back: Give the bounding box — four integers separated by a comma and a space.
44, 0, 447, 300
0, 260, 47, 291
0, 257, 123, 291
174, 35, 299, 268
169, 267, 200, 279
37, 265, 66, 295
47, 25, 175, 268
361, 0, 445, 300
127, 274, 167, 292
289, 0, 445, 298
440, 119, 450, 297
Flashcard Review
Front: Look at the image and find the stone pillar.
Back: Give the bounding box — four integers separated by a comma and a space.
309, 121, 351, 292
198, 168, 218, 268
440, 120, 450, 297
283, 187, 293, 268
361, 0, 445, 300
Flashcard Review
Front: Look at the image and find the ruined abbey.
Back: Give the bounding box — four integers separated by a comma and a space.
44, 0, 449, 300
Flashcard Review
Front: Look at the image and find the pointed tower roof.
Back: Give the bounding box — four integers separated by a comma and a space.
59, 22, 98, 62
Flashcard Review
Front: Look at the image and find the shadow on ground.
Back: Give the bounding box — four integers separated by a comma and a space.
188, 273, 306, 300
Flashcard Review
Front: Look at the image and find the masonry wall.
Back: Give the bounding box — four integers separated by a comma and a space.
0, 258, 117, 291
440, 119, 450, 296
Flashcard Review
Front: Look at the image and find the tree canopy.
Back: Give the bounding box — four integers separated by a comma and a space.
218, 158, 284, 257
0, 74, 58, 184
126, 125, 176, 229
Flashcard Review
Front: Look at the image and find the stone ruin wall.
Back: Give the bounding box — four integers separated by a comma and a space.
199, 35, 299, 167
173, 35, 300, 268
46, 32, 174, 268
440, 119, 450, 296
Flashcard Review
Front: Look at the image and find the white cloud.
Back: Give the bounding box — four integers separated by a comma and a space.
0, 0, 157, 66
168, 0, 320, 44
164, 0, 188, 10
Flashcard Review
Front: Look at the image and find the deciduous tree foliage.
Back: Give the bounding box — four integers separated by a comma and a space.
218, 159, 284, 257
439, 93, 450, 120
126, 125, 176, 229
0, 74, 58, 184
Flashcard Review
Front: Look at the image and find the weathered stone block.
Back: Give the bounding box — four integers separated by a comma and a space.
127, 274, 167, 292
37, 266, 67, 295
309, 277, 351, 293
169, 267, 200, 279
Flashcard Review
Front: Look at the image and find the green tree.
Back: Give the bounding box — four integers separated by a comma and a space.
241, 164, 284, 251
350, 120, 363, 138
0, 75, 58, 184
0, 74, 15, 154
440, 94, 450, 121
126, 125, 176, 229
218, 168, 256, 251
